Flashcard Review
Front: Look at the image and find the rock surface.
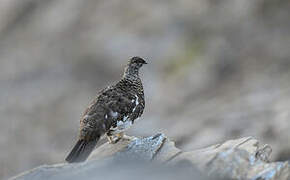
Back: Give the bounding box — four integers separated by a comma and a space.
11, 134, 290, 180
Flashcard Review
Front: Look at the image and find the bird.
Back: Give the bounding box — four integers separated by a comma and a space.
65, 57, 147, 163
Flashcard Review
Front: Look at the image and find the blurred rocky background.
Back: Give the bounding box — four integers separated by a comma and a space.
1, 0, 290, 179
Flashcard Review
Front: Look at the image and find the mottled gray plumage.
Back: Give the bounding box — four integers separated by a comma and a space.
65, 57, 147, 163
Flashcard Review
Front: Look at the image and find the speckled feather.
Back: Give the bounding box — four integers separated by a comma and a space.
79, 57, 145, 141
66, 57, 146, 163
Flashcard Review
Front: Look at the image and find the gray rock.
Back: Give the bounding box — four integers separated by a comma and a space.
171, 137, 290, 180
10, 134, 290, 180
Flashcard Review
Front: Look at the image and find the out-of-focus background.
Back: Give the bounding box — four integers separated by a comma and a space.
1, 0, 290, 179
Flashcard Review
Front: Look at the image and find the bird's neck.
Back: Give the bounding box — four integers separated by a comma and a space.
123, 66, 140, 81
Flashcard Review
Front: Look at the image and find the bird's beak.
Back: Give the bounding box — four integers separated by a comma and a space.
143, 61, 148, 64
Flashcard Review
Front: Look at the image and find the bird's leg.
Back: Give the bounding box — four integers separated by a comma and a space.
106, 134, 115, 144
115, 132, 124, 139
106, 132, 124, 144
116, 132, 134, 141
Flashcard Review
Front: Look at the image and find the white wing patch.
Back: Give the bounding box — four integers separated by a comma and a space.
132, 95, 139, 113
109, 111, 118, 118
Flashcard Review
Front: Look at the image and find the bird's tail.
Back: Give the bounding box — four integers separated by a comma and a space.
65, 138, 99, 163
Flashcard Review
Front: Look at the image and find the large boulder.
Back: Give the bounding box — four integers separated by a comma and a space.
11, 134, 290, 180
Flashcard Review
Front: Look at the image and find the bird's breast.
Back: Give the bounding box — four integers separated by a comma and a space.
109, 117, 133, 134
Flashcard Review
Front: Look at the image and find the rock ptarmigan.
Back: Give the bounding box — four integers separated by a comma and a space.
65, 57, 147, 163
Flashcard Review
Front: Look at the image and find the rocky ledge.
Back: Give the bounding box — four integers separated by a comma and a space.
11, 134, 290, 180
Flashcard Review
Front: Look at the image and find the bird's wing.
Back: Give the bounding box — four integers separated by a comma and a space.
103, 90, 137, 121
79, 88, 138, 138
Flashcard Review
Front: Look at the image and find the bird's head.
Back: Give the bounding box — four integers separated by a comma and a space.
128, 56, 147, 69
123, 56, 147, 79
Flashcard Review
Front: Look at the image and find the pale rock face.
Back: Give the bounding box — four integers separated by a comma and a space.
12, 135, 290, 180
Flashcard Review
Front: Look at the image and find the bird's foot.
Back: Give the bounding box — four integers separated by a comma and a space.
122, 134, 135, 141
106, 132, 124, 144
